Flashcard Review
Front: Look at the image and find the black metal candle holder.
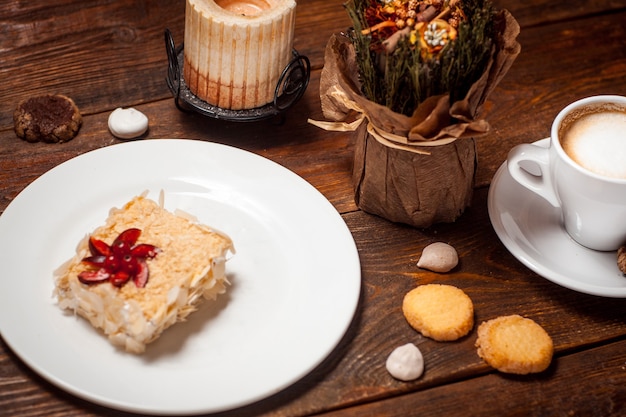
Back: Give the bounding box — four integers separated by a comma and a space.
165, 29, 310, 122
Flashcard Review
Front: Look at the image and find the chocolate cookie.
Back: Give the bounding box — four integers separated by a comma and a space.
13, 94, 82, 143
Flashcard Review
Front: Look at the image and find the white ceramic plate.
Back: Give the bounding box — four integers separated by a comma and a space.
488, 138, 626, 297
0, 139, 361, 414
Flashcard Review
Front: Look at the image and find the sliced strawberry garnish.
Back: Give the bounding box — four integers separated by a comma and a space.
81, 255, 106, 267
111, 240, 132, 256
131, 244, 161, 258
104, 254, 120, 272
133, 260, 149, 288
78, 268, 110, 284
110, 271, 131, 287
78, 228, 160, 289
89, 236, 112, 256
113, 228, 141, 247
120, 254, 138, 275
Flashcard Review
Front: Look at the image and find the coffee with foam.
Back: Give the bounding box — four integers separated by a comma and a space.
508, 96, 626, 251
559, 104, 626, 180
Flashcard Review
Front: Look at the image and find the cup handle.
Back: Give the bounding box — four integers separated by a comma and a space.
506, 143, 560, 207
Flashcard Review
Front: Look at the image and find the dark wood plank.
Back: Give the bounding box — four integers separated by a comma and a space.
494, 0, 626, 27
1, 0, 623, 130
3, 4, 623, 191
2, 8, 625, 212
316, 338, 626, 416
0, 0, 186, 128
0, 72, 359, 216
264, 187, 626, 415
2, 1, 626, 416
0, 0, 349, 129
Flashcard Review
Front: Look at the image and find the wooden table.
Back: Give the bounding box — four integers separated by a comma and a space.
1, 1, 626, 415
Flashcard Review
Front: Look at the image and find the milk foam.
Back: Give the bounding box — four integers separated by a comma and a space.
561, 111, 626, 179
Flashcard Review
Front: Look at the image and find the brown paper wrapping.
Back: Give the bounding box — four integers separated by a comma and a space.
315, 10, 520, 227
353, 123, 477, 227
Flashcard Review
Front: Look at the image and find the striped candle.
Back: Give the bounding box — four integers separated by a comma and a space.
184, 0, 296, 110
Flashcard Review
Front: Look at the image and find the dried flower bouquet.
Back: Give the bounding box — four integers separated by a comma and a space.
314, 0, 520, 227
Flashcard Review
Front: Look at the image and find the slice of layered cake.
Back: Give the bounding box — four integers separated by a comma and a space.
54, 194, 234, 353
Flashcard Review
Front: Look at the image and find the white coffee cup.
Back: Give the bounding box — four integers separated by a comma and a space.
507, 95, 626, 251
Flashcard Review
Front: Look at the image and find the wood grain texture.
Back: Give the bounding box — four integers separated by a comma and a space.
0, 0, 186, 128
1, 0, 626, 416
316, 338, 626, 417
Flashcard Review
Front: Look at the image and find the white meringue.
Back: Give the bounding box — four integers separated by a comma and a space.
108, 107, 148, 139
386, 342, 424, 381
417, 242, 458, 272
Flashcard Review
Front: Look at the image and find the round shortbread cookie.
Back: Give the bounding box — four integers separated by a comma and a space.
402, 284, 474, 341
475, 315, 553, 374
14, 94, 82, 143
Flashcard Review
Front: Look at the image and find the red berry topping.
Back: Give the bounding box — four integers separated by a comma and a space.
81, 255, 106, 268
110, 271, 131, 287
120, 254, 138, 274
78, 228, 160, 288
111, 240, 132, 256
113, 228, 141, 246
89, 237, 112, 256
131, 244, 161, 258
78, 268, 110, 284
133, 260, 149, 288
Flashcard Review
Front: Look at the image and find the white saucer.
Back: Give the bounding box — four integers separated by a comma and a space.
488, 138, 626, 297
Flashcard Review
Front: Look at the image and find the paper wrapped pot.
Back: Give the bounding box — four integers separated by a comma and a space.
314, 10, 520, 228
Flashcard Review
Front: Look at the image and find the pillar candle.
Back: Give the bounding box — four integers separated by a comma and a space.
184, 0, 296, 110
